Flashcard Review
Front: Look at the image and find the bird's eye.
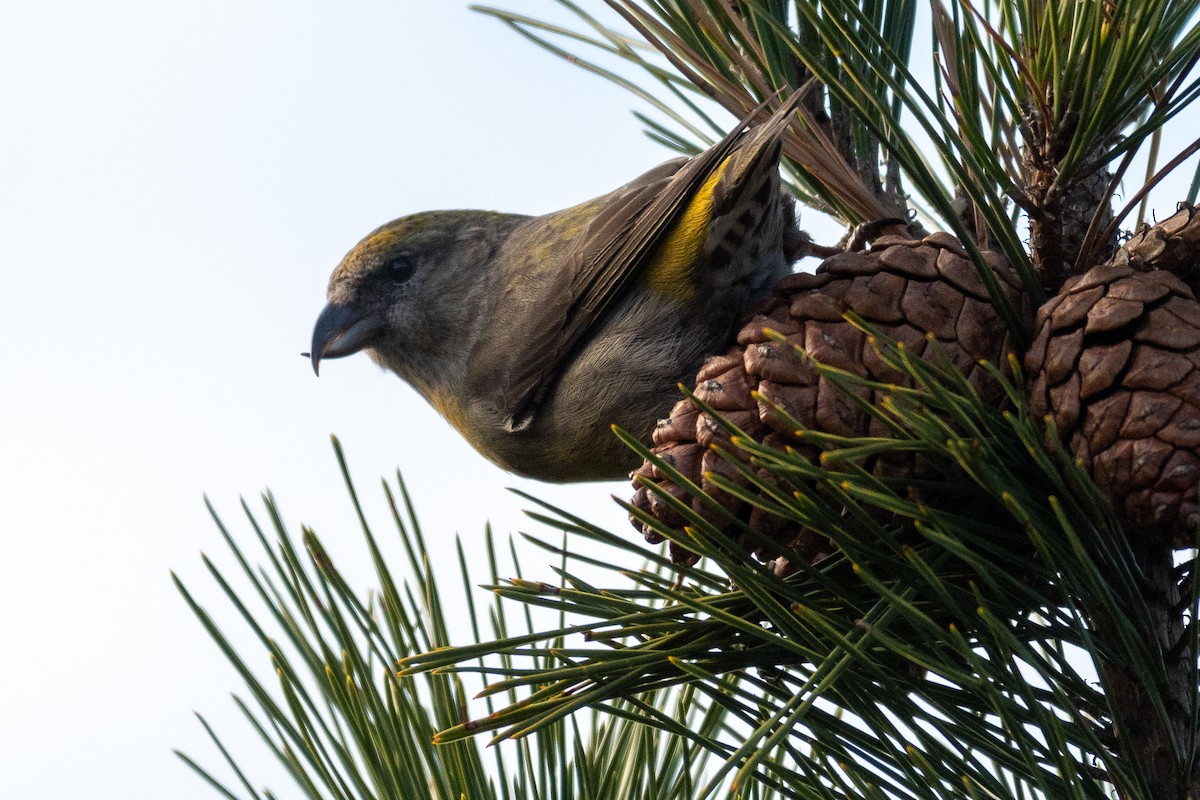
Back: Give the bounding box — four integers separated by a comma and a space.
387, 255, 416, 282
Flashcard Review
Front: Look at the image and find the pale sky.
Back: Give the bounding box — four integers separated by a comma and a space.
3, 3, 1197, 799
0, 3, 691, 797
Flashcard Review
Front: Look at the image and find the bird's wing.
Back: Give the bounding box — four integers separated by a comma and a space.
498, 93, 803, 434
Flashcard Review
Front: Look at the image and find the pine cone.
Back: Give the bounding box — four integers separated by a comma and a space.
631, 233, 1032, 566
1114, 203, 1200, 289
1025, 262, 1200, 547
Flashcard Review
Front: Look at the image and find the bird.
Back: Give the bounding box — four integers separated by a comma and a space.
309, 93, 814, 482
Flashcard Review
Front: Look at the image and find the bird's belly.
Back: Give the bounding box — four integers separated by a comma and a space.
438, 262, 787, 482
519, 310, 727, 481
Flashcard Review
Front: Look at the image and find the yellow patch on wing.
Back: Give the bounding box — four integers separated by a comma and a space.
643, 157, 729, 302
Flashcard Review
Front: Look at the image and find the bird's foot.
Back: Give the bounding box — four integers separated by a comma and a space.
807, 217, 911, 258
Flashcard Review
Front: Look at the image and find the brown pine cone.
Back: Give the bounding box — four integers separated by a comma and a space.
631, 232, 1032, 566
1025, 262, 1200, 547
1114, 203, 1200, 289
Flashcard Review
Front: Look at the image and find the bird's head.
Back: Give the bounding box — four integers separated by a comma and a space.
309, 210, 526, 385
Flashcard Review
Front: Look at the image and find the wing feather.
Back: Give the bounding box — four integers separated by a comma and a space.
501, 92, 804, 432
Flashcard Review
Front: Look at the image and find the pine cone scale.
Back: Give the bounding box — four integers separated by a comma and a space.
1085, 296, 1145, 333
744, 341, 815, 384
1116, 391, 1182, 439
805, 322, 866, 371
935, 247, 993, 299
900, 279, 963, 339
877, 242, 939, 277
1123, 346, 1193, 391
843, 270, 908, 322
1108, 278, 1170, 303
1135, 306, 1200, 349
1050, 285, 1105, 330
1079, 392, 1131, 453
1158, 408, 1200, 448
757, 379, 816, 435
1077, 340, 1131, 398
1048, 373, 1084, 431
788, 289, 845, 322
1045, 327, 1085, 385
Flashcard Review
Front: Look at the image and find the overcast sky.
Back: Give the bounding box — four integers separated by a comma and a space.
0, 3, 700, 797
3, 3, 1198, 799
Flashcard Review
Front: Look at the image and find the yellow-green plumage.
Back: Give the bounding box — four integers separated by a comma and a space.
643, 157, 730, 302
310, 94, 811, 481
